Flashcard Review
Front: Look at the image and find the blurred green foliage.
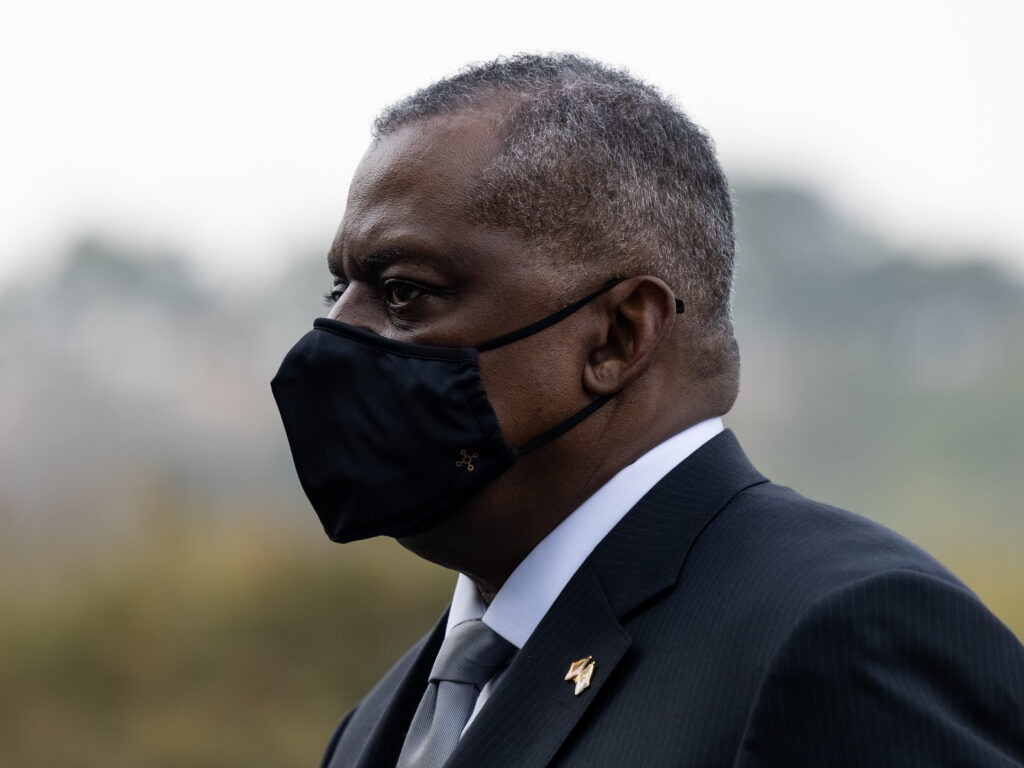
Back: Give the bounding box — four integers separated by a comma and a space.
0, 518, 452, 767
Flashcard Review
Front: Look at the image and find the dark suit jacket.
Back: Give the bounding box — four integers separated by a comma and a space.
322, 431, 1024, 767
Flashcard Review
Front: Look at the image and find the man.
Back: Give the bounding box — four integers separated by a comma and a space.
272, 54, 1024, 767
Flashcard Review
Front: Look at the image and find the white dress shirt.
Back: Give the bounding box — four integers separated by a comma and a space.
445, 417, 724, 728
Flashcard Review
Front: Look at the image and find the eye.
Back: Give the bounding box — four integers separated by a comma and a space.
382, 278, 429, 307
323, 279, 348, 307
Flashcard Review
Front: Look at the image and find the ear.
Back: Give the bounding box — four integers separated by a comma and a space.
582, 276, 678, 396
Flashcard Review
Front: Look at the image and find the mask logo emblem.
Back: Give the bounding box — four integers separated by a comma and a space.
455, 449, 479, 472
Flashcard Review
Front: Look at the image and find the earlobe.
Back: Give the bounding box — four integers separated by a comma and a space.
582, 277, 678, 396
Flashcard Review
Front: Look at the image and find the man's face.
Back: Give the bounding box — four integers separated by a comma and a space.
325, 107, 593, 450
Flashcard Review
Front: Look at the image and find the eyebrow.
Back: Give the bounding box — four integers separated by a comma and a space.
330, 246, 444, 278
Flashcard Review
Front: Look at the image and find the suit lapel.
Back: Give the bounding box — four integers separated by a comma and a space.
447, 563, 631, 768
447, 430, 767, 767
589, 430, 766, 617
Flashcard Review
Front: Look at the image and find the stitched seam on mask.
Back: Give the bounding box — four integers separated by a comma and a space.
460, 362, 502, 455
312, 319, 476, 363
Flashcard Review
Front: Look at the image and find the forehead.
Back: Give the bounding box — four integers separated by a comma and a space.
335, 108, 509, 261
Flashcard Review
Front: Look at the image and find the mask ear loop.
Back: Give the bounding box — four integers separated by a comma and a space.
475, 279, 625, 353
514, 394, 616, 456
483, 279, 685, 457
476, 279, 683, 353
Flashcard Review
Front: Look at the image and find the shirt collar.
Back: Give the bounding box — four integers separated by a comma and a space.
447, 417, 724, 646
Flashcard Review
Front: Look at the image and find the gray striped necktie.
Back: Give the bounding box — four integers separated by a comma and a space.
396, 619, 515, 768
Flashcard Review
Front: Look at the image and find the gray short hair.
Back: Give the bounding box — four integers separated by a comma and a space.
374, 54, 737, 381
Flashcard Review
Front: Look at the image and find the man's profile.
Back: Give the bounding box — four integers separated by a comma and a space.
272, 54, 1024, 767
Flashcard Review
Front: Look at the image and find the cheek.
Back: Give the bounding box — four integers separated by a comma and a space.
478, 336, 586, 446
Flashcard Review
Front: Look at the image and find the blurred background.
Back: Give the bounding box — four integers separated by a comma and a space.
2, 1, 1021, 765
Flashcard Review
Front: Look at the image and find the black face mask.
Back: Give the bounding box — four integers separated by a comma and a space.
272, 280, 682, 543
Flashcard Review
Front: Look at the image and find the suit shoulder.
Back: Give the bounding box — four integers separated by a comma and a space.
709, 478, 962, 590
735, 568, 1024, 766
669, 477, 981, 660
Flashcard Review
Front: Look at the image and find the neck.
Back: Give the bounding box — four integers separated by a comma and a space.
398, 400, 712, 593
396, 433, 619, 593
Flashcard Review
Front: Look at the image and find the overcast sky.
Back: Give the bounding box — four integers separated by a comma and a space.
2, 0, 1021, 288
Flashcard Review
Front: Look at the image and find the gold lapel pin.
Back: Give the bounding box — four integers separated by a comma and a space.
565, 656, 595, 696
